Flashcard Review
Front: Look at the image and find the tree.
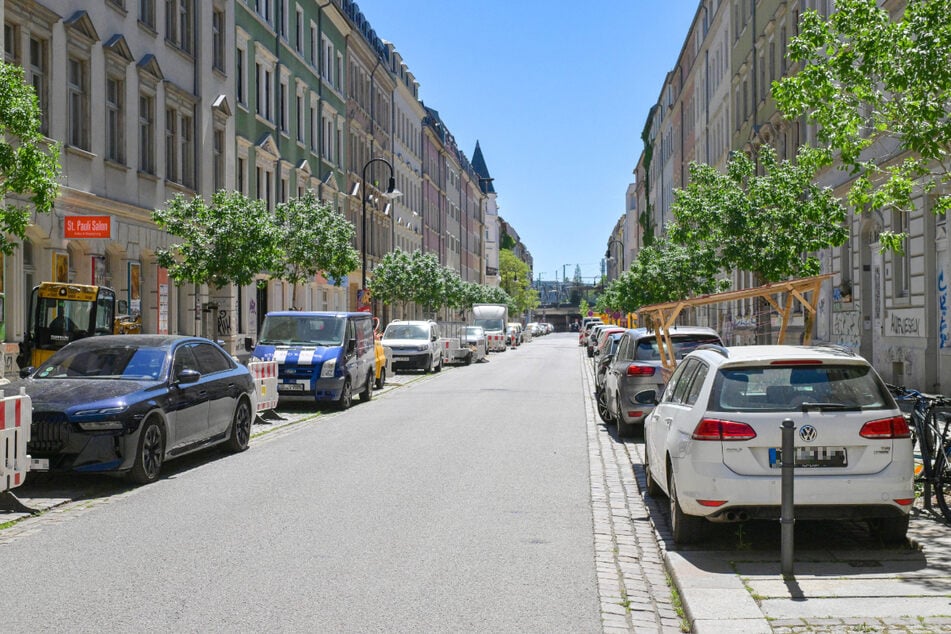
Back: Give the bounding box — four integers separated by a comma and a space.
772, 0, 951, 251
0, 60, 60, 255
499, 249, 539, 317
366, 249, 415, 315
273, 191, 359, 308
667, 146, 848, 284
408, 250, 446, 317
153, 190, 281, 289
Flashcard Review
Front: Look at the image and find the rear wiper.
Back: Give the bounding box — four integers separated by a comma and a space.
800, 402, 861, 411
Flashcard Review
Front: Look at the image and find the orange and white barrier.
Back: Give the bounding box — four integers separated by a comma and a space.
0, 388, 31, 492
486, 333, 506, 352
248, 359, 279, 412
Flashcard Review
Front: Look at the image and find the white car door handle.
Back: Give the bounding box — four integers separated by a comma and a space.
664, 417, 673, 428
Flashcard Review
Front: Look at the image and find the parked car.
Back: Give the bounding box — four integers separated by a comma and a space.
588, 324, 624, 358
374, 338, 391, 389
642, 344, 913, 545
382, 320, 442, 373
591, 326, 626, 368
579, 318, 603, 346
253, 311, 376, 409
462, 325, 488, 362
603, 326, 722, 437
17, 335, 255, 484
595, 332, 625, 424
505, 323, 523, 347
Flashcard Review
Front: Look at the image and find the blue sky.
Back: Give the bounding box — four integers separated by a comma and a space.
354, 1, 700, 284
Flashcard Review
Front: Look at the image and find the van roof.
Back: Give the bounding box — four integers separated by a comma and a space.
264, 311, 371, 319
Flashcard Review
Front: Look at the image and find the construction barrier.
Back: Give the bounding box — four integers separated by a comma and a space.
439, 337, 467, 365
248, 359, 279, 413
0, 388, 31, 493
486, 333, 506, 352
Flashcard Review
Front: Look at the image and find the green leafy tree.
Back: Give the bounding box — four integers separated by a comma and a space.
668, 146, 847, 284
0, 60, 60, 254
441, 266, 465, 315
153, 190, 281, 289
273, 191, 359, 308
408, 250, 446, 317
772, 0, 951, 251
499, 249, 539, 318
367, 249, 415, 315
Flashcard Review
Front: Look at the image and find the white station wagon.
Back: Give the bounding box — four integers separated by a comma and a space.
642, 344, 913, 545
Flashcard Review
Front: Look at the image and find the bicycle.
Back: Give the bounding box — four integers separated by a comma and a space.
887, 384, 951, 521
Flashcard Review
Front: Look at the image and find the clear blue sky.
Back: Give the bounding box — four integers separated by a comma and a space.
354, 1, 700, 284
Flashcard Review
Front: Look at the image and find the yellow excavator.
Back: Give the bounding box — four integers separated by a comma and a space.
17, 282, 140, 372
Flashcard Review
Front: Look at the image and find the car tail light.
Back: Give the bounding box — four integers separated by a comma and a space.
893, 498, 914, 506
692, 418, 757, 441
626, 364, 656, 377
860, 416, 911, 439
696, 499, 727, 507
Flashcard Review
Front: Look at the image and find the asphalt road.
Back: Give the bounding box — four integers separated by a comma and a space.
0, 334, 600, 632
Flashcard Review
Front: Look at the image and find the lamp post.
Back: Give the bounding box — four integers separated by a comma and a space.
360, 157, 402, 293
605, 238, 624, 280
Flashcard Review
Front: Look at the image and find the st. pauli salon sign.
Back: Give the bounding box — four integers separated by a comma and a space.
64, 216, 111, 239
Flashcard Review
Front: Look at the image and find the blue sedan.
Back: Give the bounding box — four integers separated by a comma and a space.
16, 335, 255, 484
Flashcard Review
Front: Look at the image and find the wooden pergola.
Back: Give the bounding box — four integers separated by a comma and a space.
635, 274, 832, 373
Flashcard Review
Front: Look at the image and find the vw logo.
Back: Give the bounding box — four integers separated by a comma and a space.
799, 425, 818, 442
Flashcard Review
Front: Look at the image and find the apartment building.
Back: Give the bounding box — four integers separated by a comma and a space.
2, 0, 234, 371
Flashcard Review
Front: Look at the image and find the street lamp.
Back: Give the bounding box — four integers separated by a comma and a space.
361, 157, 402, 292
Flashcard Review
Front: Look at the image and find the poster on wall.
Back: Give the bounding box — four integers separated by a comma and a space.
91, 256, 106, 286
157, 267, 169, 335
53, 252, 68, 283
128, 262, 141, 315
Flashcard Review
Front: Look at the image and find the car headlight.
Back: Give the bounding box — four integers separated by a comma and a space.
320, 358, 336, 378
416, 344, 429, 352
75, 406, 127, 417
77, 420, 125, 431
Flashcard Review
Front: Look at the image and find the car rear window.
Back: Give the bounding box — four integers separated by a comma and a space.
711, 364, 892, 412
634, 334, 721, 361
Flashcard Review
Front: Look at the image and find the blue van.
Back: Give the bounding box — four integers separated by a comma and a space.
252, 311, 375, 409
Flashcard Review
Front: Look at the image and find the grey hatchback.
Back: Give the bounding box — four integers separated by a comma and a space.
602, 326, 722, 437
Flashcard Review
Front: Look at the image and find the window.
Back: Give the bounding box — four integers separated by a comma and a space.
165, 0, 192, 53
139, 94, 155, 173
322, 36, 333, 84
67, 57, 89, 150
28, 37, 49, 135
280, 0, 289, 38
180, 112, 193, 188
310, 23, 317, 65
236, 46, 247, 104
3, 23, 18, 63
279, 76, 288, 133
257, 62, 273, 121
212, 8, 224, 71
296, 92, 304, 143
892, 210, 910, 298
165, 108, 177, 181
106, 77, 124, 162
139, 0, 155, 29
295, 7, 303, 53
213, 127, 224, 191
237, 156, 246, 194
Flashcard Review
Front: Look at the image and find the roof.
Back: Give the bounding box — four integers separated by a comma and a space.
471, 141, 495, 194
692, 344, 863, 366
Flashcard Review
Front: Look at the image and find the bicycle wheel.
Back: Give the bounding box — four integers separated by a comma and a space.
934, 443, 951, 522
917, 408, 941, 482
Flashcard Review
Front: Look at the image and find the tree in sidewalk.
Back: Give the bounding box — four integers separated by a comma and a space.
273, 191, 359, 308
772, 0, 951, 252
499, 248, 539, 318
367, 249, 415, 317
408, 250, 447, 318
153, 190, 281, 290
0, 60, 60, 255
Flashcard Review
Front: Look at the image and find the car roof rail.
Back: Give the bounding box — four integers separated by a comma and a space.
809, 341, 857, 356
695, 343, 729, 358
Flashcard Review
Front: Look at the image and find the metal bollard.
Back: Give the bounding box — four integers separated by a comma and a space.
781, 418, 796, 577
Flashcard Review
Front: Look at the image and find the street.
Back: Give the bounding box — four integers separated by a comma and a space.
1, 334, 608, 632
4, 333, 951, 633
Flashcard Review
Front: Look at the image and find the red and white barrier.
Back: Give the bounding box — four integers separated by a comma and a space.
486, 333, 506, 352
0, 388, 31, 492
248, 359, 279, 412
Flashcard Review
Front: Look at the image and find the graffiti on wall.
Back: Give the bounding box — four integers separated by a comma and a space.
940, 269, 949, 349
832, 309, 861, 350
886, 308, 924, 337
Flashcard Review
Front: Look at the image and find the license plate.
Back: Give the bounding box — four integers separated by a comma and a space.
769, 446, 847, 468
393, 356, 410, 362
278, 383, 305, 392
30, 458, 49, 471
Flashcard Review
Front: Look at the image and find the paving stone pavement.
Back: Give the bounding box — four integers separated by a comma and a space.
581, 352, 685, 633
